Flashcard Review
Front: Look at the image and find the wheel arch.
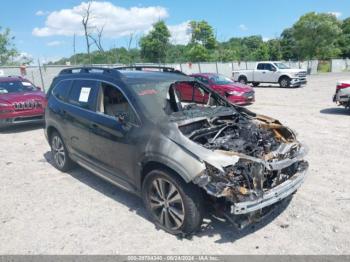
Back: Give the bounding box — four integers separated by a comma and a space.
238, 74, 248, 81
278, 75, 290, 82
140, 160, 196, 189
46, 125, 59, 145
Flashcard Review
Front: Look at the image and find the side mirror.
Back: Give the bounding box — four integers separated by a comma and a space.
115, 112, 127, 124
37, 86, 42, 90
271, 67, 277, 72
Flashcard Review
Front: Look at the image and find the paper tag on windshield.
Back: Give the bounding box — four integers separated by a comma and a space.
79, 87, 91, 102
22, 82, 32, 86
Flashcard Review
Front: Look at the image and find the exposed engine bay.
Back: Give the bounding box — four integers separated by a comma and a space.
177, 111, 308, 224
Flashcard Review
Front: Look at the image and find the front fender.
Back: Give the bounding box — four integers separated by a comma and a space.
140, 137, 206, 183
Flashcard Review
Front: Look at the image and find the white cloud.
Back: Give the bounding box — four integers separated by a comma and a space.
35, 10, 49, 16
47, 41, 64, 46
239, 24, 248, 31
13, 52, 34, 64
328, 11, 342, 18
32, 1, 168, 38
263, 37, 271, 42
168, 21, 191, 45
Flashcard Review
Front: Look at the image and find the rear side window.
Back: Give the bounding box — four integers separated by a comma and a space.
257, 63, 266, 70
52, 80, 72, 101
67, 80, 98, 110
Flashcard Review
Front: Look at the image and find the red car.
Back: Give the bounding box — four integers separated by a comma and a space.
0, 76, 47, 128
190, 73, 255, 105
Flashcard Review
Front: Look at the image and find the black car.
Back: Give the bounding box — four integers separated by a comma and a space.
45, 67, 308, 235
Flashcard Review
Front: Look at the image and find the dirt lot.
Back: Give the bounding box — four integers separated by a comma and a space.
0, 73, 349, 254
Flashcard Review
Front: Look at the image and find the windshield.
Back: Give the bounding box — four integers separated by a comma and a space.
128, 78, 234, 120
209, 74, 234, 85
274, 63, 290, 69
0, 81, 37, 94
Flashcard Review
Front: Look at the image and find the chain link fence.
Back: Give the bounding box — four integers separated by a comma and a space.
0, 59, 345, 92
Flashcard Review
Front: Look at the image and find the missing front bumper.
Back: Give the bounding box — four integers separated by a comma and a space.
231, 168, 308, 215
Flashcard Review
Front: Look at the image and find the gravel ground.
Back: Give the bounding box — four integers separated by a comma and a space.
0, 72, 349, 254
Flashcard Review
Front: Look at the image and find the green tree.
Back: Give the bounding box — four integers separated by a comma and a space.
252, 42, 270, 60
139, 21, 171, 63
166, 44, 187, 63
189, 20, 216, 49
186, 44, 209, 62
338, 17, 350, 58
0, 27, 17, 65
280, 28, 298, 60
267, 39, 283, 60
292, 12, 341, 59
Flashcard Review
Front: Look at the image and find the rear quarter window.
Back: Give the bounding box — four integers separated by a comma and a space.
52, 80, 72, 101
67, 80, 98, 110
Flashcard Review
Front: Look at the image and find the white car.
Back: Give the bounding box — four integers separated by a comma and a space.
233, 62, 307, 88
333, 80, 350, 109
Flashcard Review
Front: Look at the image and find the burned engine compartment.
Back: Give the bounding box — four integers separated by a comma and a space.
178, 112, 308, 205
185, 115, 282, 158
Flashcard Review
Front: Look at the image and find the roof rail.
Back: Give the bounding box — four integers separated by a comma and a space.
59, 67, 122, 77
114, 65, 186, 75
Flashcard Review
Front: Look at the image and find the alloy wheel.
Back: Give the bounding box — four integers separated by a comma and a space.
52, 135, 66, 168
149, 178, 185, 230
281, 79, 288, 87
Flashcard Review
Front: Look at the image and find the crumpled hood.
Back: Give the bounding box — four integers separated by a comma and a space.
164, 112, 306, 173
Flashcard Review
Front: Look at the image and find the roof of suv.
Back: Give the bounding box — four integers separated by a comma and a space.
121, 70, 191, 82
56, 67, 191, 85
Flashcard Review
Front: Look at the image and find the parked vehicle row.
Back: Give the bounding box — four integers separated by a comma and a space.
43, 66, 308, 236
233, 62, 307, 88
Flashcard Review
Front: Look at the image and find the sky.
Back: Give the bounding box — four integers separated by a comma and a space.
1, 0, 350, 63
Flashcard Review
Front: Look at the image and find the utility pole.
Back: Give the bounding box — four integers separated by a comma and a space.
37, 59, 45, 92
73, 33, 77, 65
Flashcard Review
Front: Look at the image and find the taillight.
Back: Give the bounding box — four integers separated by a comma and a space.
336, 83, 350, 91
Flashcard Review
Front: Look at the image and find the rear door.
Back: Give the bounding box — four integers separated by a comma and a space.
254, 63, 269, 82
64, 79, 99, 160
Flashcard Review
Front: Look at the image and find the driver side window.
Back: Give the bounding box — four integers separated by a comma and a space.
96, 82, 138, 125
265, 64, 276, 71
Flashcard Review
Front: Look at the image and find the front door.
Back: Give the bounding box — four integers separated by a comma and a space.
88, 81, 141, 186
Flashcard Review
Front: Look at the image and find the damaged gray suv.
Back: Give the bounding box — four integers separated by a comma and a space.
45, 66, 308, 235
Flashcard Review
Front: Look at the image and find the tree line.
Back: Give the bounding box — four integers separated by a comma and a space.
1, 12, 350, 66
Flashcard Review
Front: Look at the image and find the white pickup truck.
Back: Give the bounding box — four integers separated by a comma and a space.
232, 62, 307, 88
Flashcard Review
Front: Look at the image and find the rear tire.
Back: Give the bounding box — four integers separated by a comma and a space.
142, 168, 204, 235
50, 131, 74, 172
238, 76, 247, 85
279, 77, 290, 88
252, 82, 260, 87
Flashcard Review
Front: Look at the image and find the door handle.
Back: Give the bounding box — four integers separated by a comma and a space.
262, 72, 266, 74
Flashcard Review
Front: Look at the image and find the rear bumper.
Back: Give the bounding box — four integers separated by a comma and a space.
290, 78, 307, 87
231, 168, 308, 215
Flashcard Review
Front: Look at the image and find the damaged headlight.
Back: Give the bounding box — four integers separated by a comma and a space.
193, 161, 263, 201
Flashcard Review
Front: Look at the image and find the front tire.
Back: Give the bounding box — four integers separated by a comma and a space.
279, 77, 290, 88
50, 131, 74, 172
142, 169, 204, 235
